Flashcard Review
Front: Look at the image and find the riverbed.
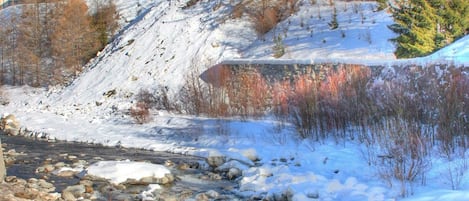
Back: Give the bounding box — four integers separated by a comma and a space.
1, 134, 244, 200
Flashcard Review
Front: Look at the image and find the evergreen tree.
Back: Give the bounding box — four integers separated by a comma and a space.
389, 0, 438, 58
429, 0, 468, 48
443, 0, 469, 40
390, 0, 469, 58
328, 7, 338, 30
376, 0, 387, 11
428, 0, 447, 49
273, 35, 285, 58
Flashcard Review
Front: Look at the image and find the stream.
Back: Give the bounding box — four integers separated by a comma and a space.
1, 134, 245, 200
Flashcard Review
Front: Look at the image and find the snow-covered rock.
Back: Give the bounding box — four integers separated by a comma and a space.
86, 161, 172, 185
0, 114, 20, 136
206, 150, 226, 168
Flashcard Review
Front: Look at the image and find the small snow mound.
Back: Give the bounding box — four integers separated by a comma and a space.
86, 161, 171, 184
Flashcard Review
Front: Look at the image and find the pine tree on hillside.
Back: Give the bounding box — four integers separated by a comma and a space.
376, 0, 388, 11
389, 0, 438, 58
328, 6, 338, 30
428, 0, 448, 49
442, 0, 469, 40
390, 0, 469, 58
429, 0, 469, 48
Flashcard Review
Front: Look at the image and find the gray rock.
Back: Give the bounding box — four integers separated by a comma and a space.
126, 173, 175, 185
195, 193, 209, 201
79, 180, 94, 193
113, 193, 135, 201
0, 138, 6, 182
205, 190, 220, 199
68, 155, 78, 160
55, 169, 76, 177
62, 191, 76, 201
207, 155, 226, 168
37, 179, 56, 192
54, 162, 66, 168
306, 192, 319, 199
208, 172, 222, 180
0, 114, 20, 136
36, 166, 45, 173
227, 168, 242, 180
44, 164, 55, 172
63, 184, 86, 198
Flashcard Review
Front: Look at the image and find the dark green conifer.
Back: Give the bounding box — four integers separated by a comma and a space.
389, 0, 437, 58
390, 0, 468, 58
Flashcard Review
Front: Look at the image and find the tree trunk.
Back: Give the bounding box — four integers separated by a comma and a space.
0, 138, 6, 182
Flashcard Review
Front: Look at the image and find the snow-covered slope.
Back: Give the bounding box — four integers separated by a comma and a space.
242, 1, 397, 60
39, 0, 467, 115
424, 35, 469, 64
49, 0, 401, 114
53, 0, 250, 113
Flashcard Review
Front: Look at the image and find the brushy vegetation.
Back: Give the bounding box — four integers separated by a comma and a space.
232, 0, 300, 36
0, 0, 118, 86
130, 101, 150, 124
138, 63, 468, 196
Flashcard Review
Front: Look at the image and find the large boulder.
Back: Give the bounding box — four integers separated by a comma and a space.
1, 114, 20, 136
0, 138, 5, 182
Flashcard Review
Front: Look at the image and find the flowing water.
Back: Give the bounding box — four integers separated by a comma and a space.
1, 134, 243, 199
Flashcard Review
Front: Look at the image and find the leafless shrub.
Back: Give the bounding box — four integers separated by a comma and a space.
178, 66, 231, 117
134, 87, 173, 111
174, 61, 468, 195
227, 69, 271, 118
178, 70, 209, 115
288, 74, 320, 139
437, 67, 469, 156
373, 118, 430, 197
130, 101, 150, 124
232, 0, 300, 35
445, 158, 468, 190
135, 89, 157, 108
250, 5, 280, 35
231, 2, 246, 19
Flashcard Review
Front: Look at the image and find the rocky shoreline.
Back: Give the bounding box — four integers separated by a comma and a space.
1, 134, 245, 201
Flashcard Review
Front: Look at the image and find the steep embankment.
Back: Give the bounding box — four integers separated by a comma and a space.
52, 0, 251, 114
48, 0, 400, 116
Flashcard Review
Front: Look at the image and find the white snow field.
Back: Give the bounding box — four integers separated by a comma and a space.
1, 0, 469, 200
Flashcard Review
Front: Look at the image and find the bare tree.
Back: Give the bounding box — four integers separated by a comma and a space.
18, 1, 43, 86
52, 0, 99, 83
8, 15, 20, 86
90, 0, 119, 49
0, 25, 6, 85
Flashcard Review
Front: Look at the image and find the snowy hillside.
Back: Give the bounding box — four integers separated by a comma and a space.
54, 0, 467, 114
52, 0, 401, 112
1, 0, 469, 200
